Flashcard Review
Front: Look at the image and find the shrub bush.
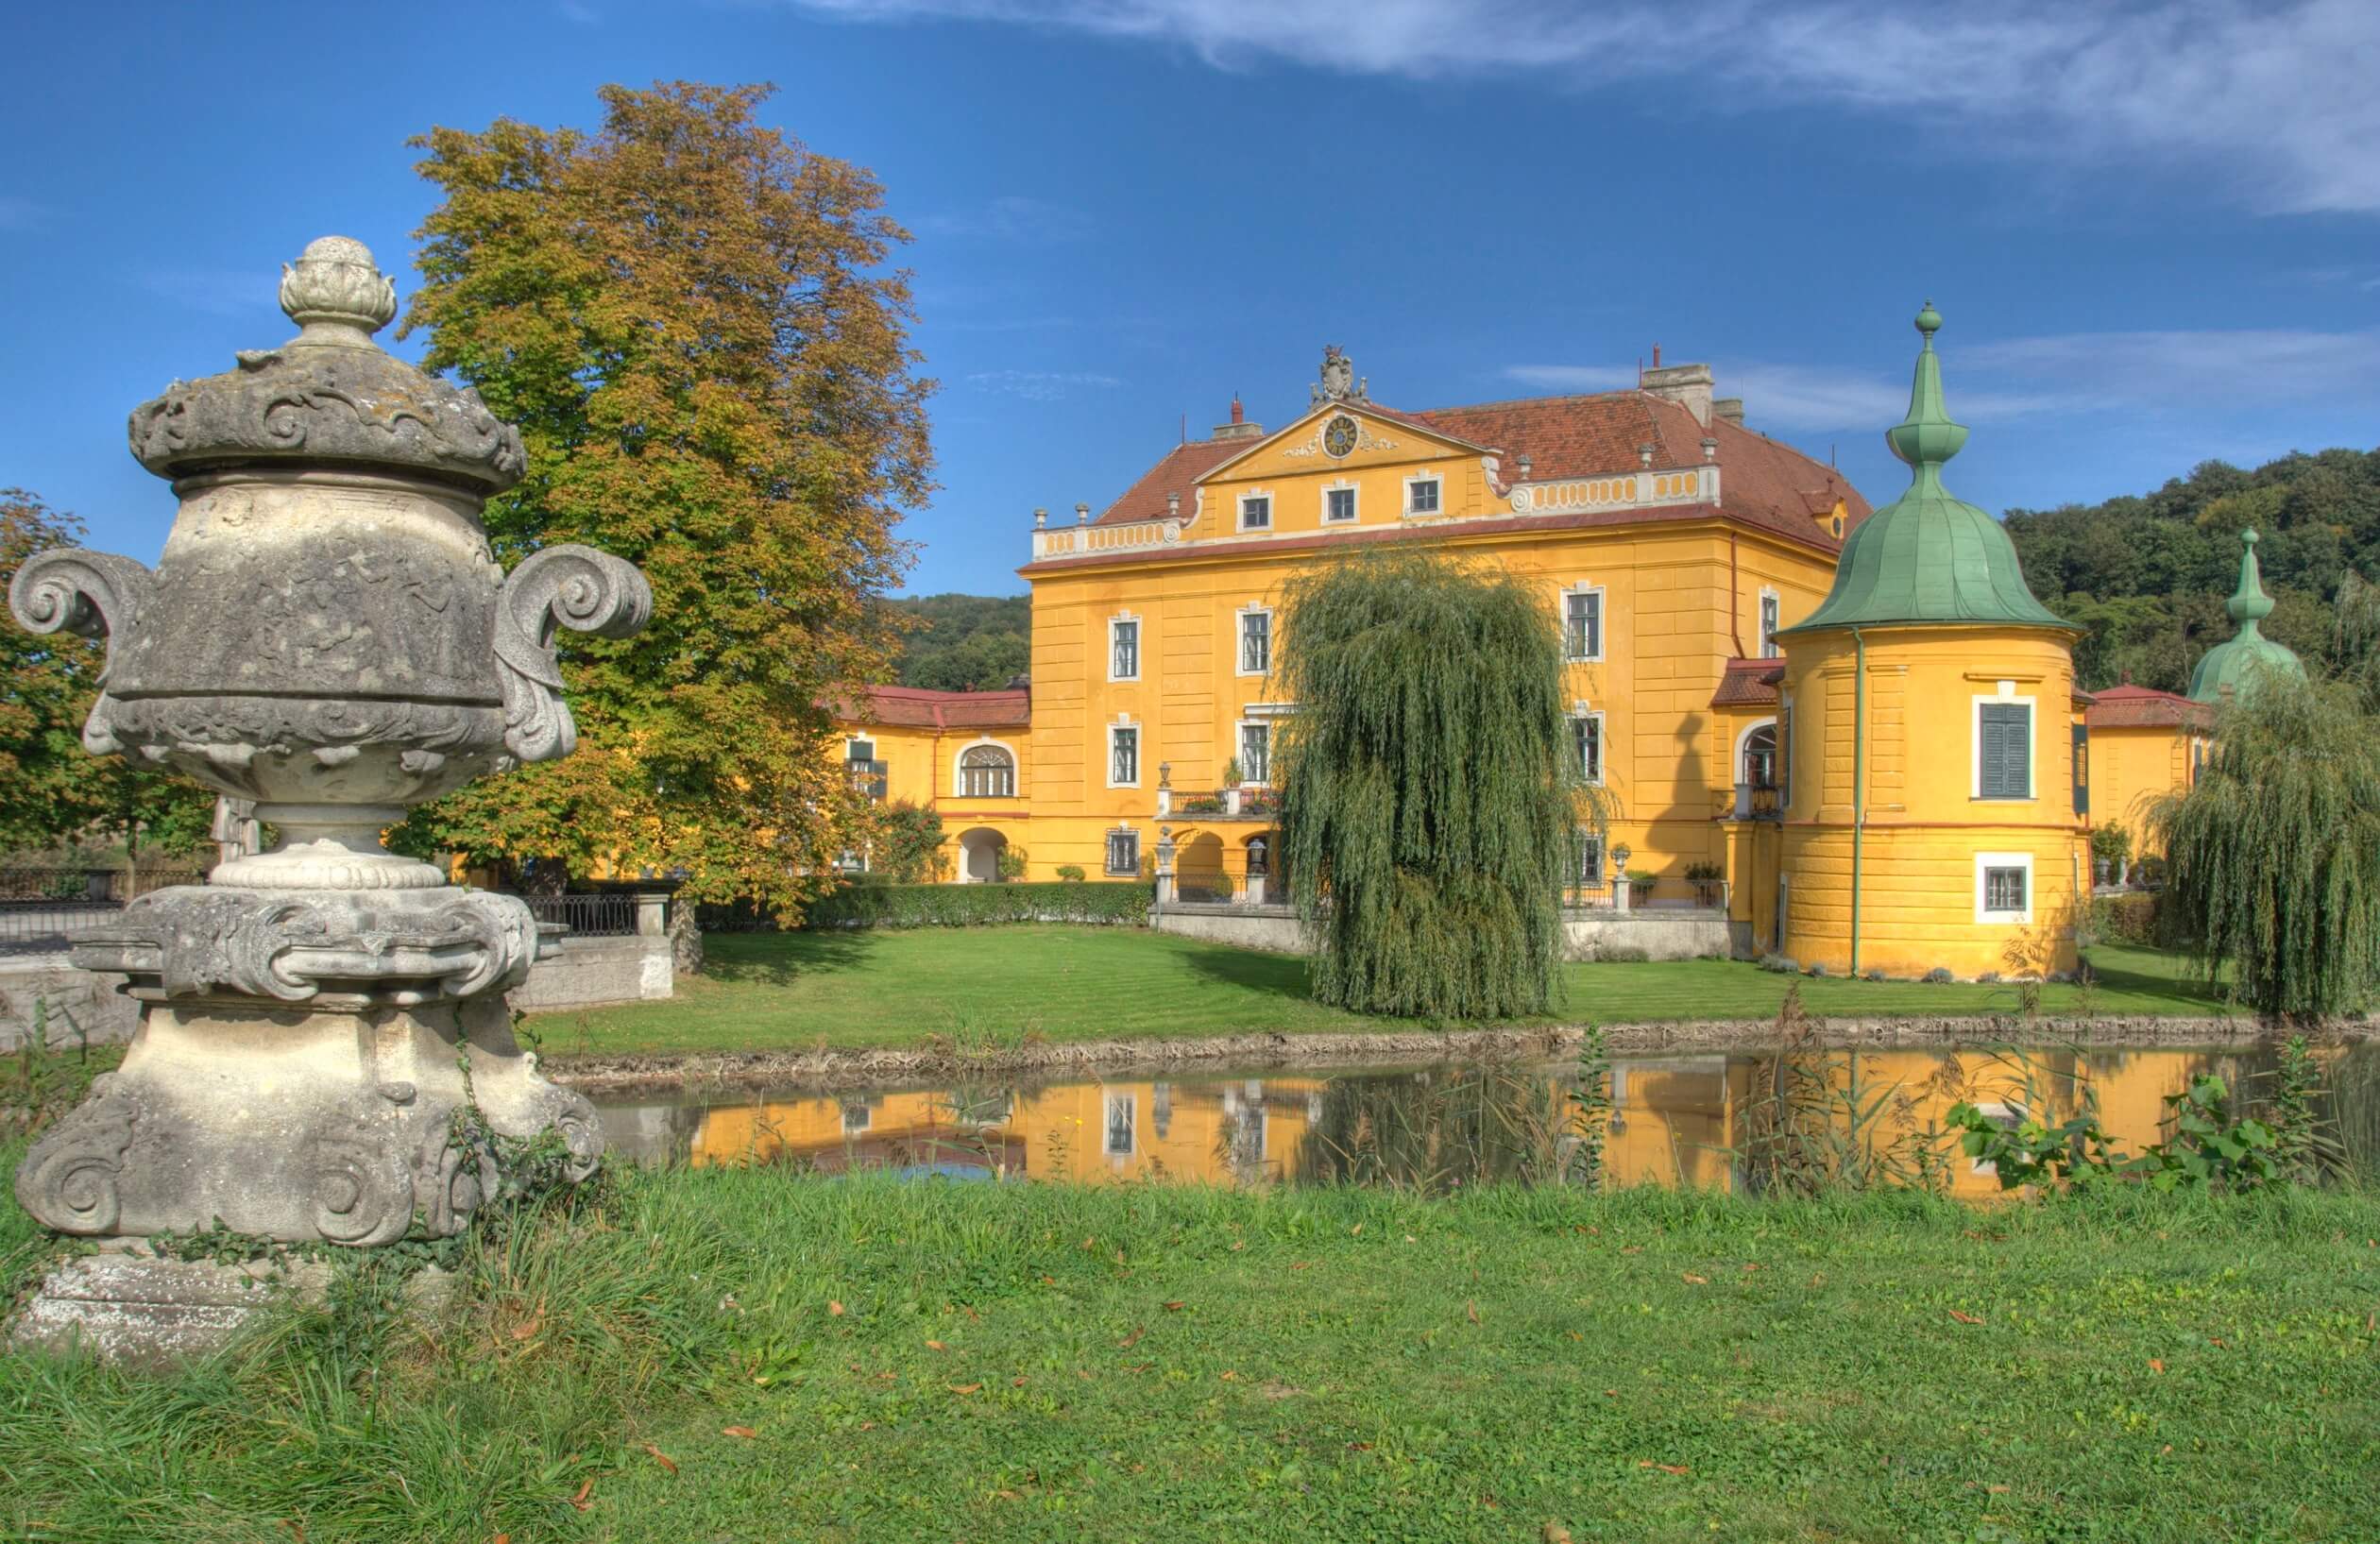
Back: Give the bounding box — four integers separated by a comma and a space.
1924, 966, 1954, 983
1806, 961, 1829, 978
1055, 865, 1086, 882
2091, 891, 2161, 946
1591, 944, 1650, 963
1863, 967, 1886, 982
1758, 954, 1797, 974
803, 879, 1151, 929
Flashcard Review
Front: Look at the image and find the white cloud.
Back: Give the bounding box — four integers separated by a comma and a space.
1507, 325, 2380, 432
912, 195, 1096, 242
792, 0, 2380, 213
966, 368, 1126, 399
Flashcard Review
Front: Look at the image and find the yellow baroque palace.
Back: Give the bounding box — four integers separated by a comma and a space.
831, 312, 2241, 978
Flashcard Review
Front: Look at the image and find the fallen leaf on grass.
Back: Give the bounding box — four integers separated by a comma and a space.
2149, 1359, 2165, 1374
827, 1300, 844, 1317
1637, 1461, 1691, 1476
1948, 1310, 1985, 1325
1682, 1273, 1708, 1285
1219, 1369, 1239, 1381
1620, 1246, 1642, 1255
926, 1339, 948, 1351
1466, 1300, 1481, 1324
1742, 1263, 1761, 1273
1012, 1376, 1029, 1386
1404, 1234, 1419, 1244
494, 1536, 510, 1544
569, 1480, 594, 1512
949, 1383, 983, 1395
1291, 1262, 1311, 1271
1351, 1224, 1363, 1235
1117, 1325, 1146, 1349
641, 1444, 677, 1476
1987, 1485, 2010, 1495
1164, 1301, 1186, 1312
1348, 1441, 1374, 1451
1543, 1525, 1574, 1544
1602, 1389, 1617, 1398
722, 1426, 756, 1439
2209, 1336, 2226, 1348
1229, 1240, 1245, 1251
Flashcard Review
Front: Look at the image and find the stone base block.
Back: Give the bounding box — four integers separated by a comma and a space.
8, 1245, 452, 1367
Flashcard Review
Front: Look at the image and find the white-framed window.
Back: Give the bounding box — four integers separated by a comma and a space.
1237, 605, 1272, 676
1237, 721, 1270, 784
1109, 614, 1140, 682
1238, 490, 1273, 532
956, 741, 1015, 799
1759, 587, 1781, 659
1972, 689, 2036, 800
1108, 721, 1140, 788
1974, 851, 2034, 924
1322, 481, 1359, 524
1104, 827, 1140, 876
1572, 707, 1605, 786
1561, 583, 1605, 662
1737, 719, 1778, 789
844, 738, 887, 802
1104, 1091, 1137, 1156
1404, 472, 1442, 516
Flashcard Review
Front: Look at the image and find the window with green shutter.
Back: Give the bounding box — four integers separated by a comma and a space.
1978, 703, 2032, 799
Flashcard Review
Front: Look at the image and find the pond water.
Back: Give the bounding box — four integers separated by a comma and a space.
594, 1041, 2380, 1195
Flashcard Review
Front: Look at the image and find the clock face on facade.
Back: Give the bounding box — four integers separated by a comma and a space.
1323, 415, 1359, 458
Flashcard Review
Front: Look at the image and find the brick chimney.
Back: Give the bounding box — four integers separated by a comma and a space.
1212, 392, 1266, 443
1641, 361, 1715, 427
1713, 397, 1745, 428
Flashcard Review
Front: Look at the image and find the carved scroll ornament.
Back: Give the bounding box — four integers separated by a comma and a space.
492, 545, 654, 763
8, 548, 153, 755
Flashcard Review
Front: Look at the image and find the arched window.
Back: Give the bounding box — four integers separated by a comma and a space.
960, 744, 1015, 799
1741, 723, 1778, 789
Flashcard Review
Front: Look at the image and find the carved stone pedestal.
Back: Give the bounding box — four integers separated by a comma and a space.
11, 1245, 455, 1368
14, 886, 598, 1247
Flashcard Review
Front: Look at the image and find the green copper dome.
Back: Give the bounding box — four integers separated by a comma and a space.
2187, 529, 2305, 703
1780, 304, 2069, 636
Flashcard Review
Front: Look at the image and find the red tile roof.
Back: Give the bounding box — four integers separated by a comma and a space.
2083, 683, 2211, 731
1710, 657, 1787, 707
827, 685, 1030, 729
1089, 438, 1251, 527
1085, 386, 1870, 553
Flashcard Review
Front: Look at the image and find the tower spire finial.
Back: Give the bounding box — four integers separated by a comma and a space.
2226, 528, 2275, 630
1884, 299, 1967, 477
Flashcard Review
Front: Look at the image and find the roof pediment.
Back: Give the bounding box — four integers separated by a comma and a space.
1194, 399, 1492, 485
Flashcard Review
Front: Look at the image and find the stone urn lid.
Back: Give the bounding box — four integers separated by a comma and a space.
125, 236, 525, 493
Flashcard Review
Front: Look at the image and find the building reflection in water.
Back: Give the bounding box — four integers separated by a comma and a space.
596, 1043, 2375, 1195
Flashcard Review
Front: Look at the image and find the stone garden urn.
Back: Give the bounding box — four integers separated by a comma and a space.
7, 238, 649, 1354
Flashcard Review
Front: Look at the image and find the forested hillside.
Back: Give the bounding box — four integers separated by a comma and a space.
885, 592, 1030, 690
2004, 446, 2380, 692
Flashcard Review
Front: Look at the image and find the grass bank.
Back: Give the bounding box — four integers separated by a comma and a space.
528, 926, 2228, 1060
2, 1167, 2374, 1542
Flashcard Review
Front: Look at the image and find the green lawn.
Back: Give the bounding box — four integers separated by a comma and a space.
530, 925, 2229, 1059
4, 1167, 2373, 1542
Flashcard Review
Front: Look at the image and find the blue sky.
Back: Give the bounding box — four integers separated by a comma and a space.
5, 0, 2377, 597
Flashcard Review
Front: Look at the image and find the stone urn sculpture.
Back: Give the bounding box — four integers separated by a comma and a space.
8, 238, 649, 1354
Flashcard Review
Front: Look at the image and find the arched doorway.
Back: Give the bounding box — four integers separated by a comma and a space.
1178, 832, 1226, 902
958, 826, 1008, 884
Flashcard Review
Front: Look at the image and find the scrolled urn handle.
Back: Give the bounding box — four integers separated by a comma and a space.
8, 548, 153, 755
492, 544, 654, 763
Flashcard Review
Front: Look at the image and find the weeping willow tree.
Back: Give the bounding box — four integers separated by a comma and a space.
2150, 669, 2380, 1018
1273, 548, 1604, 1018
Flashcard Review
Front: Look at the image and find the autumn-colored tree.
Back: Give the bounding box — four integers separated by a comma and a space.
395, 82, 932, 917
0, 489, 214, 861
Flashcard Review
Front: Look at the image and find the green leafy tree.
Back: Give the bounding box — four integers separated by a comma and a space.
2006, 446, 2380, 690
887, 593, 1029, 691
2150, 672, 2380, 1018
868, 800, 947, 884
394, 82, 932, 917
0, 489, 213, 862
1273, 548, 1600, 1019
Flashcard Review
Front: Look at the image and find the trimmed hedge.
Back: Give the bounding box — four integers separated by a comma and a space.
803, 879, 1152, 930
2090, 891, 2163, 947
